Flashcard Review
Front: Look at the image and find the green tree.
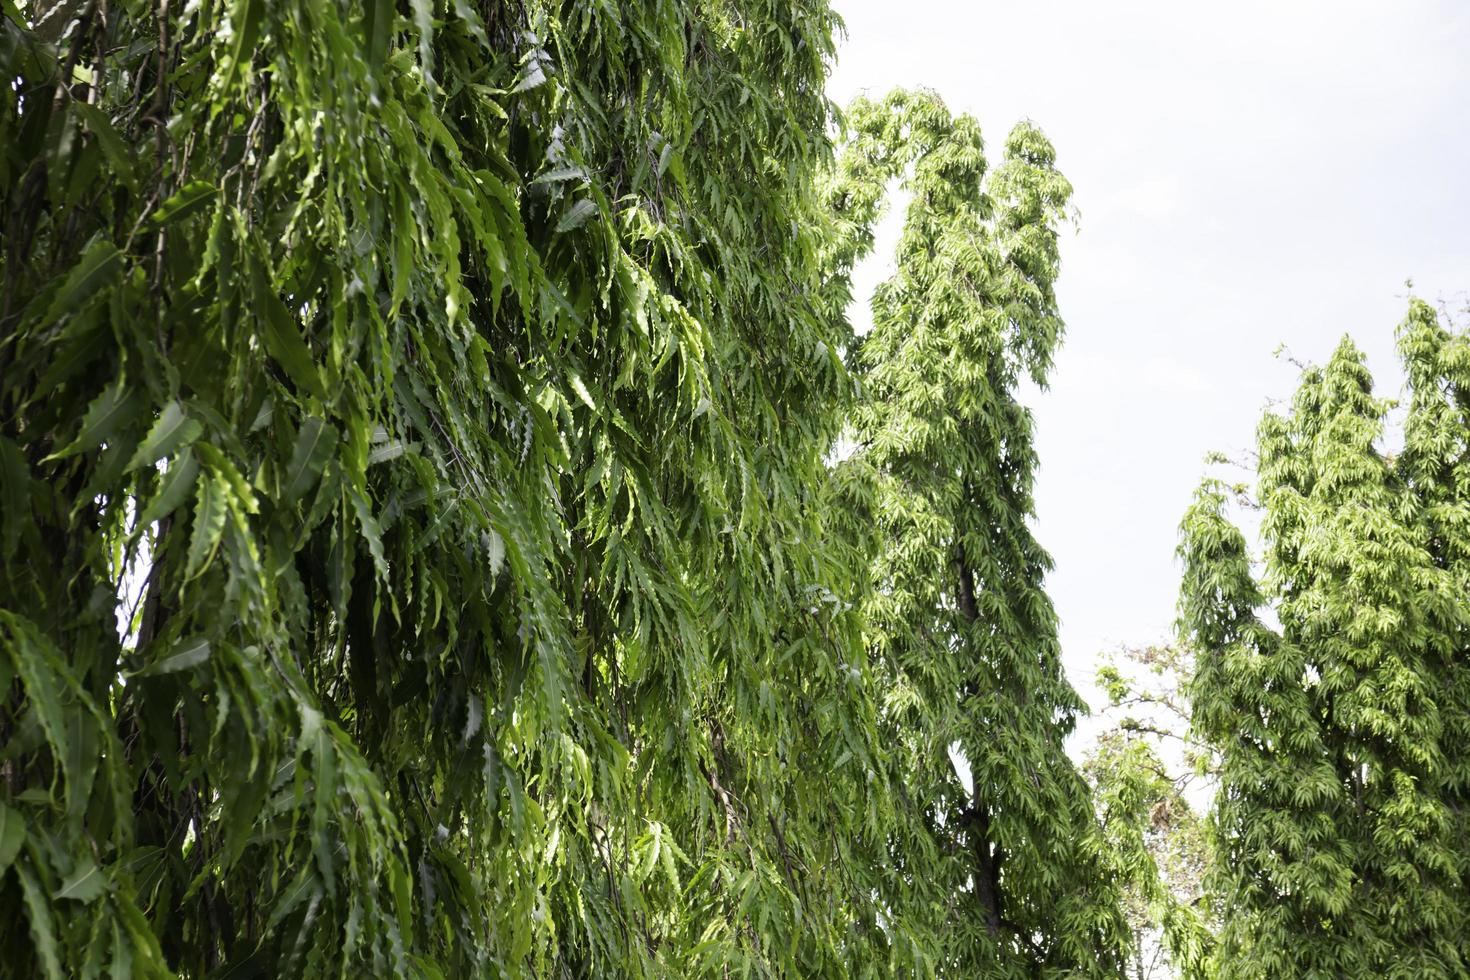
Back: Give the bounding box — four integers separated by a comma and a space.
1088, 644, 1216, 980
0, 1, 905, 975
828, 89, 1130, 977
1178, 303, 1470, 978
1, 2, 1132, 976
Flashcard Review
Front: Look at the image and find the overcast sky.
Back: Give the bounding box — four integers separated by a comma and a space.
827, 0, 1470, 714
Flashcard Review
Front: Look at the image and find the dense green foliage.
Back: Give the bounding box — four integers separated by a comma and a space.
1, 0, 884, 974
1, 2, 1134, 977
1178, 304, 1470, 978
828, 89, 1129, 976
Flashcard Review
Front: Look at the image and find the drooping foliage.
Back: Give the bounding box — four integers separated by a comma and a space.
0, 1, 914, 974
1178, 304, 1470, 978
827, 89, 1130, 977
1, 1, 1127, 975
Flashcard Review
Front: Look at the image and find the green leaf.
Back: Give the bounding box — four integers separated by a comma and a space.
282, 418, 338, 504
126, 401, 203, 472
569, 374, 598, 411
223, 0, 264, 92
514, 62, 547, 92
556, 199, 598, 232
0, 803, 25, 879
136, 449, 201, 528
54, 857, 108, 903
45, 381, 143, 461
184, 475, 227, 580
367, 440, 412, 467
450, 0, 489, 46
411, 0, 434, 83
0, 436, 31, 560
253, 261, 325, 399
148, 181, 217, 228
71, 103, 135, 188
533, 167, 587, 186
349, 486, 390, 583
16, 859, 64, 979
363, 0, 395, 68
41, 237, 121, 325
3, 612, 74, 799
63, 703, 98, 825
132, 637, 211, 678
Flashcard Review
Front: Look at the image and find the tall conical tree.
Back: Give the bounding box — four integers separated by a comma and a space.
829, 89, 1129, 977
1180, 312, 1470, 978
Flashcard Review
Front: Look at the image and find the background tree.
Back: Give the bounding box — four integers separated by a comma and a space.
828, 89, 1130, 977
1178, 303, 1470, 978
1088, 644, 1216, 980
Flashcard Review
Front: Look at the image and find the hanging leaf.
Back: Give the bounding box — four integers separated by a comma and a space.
136, 450, 201, 528
70, 103, 136, 188
556, 199, 597, 233
126, 402, 203, 472
40, 237, 122, 325
184, 476, 227, 580
282, 418, 338, 504
43, 382, 142, 461
131, 637, 212, 678
54, 858, 109, 903
148, 181, 218, 228
253, 261, 325, 399
17, 860, 64, 980
0, 803, 26, 879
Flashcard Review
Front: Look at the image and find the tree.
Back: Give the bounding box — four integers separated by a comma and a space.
1178, 304, 1470, 978
828, 89, 1130, 977
1088, 644, 1216, 980
1, 3, 1130, 975
0, 1, 904, 974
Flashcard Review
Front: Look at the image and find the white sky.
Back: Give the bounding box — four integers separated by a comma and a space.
827, 0, 1470, 717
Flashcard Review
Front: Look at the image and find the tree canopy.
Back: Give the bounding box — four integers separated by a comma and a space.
1179, 303, 1470, 978
10, 2, 1464, 978
2, 2, 1127, 977
828, 89, 1128, 976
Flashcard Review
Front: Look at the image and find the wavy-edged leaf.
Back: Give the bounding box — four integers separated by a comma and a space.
136, 449, 200, 529
556, 198, 597, 233
349, 486, 389, 583
55, 857, 108, 903
148, 180, 217, 228
132, 637, 211, 678
184, 475, 227, 580
514, 62, 547, 92
253, 261, 324, 399
63, 703, 98, 825
1, 612, 73, 803
71, 102, 135, 188
44, 380, 143, 461
222, 0, 263, 92
41, 237, 121, 325
363, 0, 394, 68
16, 858, 64, 979
0, 802, 25, 879
568, 374, 597, 411
411, 0, 434, 84
283, 417, 338, 504
126, 401, 203, 472
533, 166, 586, 186
367, 440, 412, 467
450, 0, 489, 46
